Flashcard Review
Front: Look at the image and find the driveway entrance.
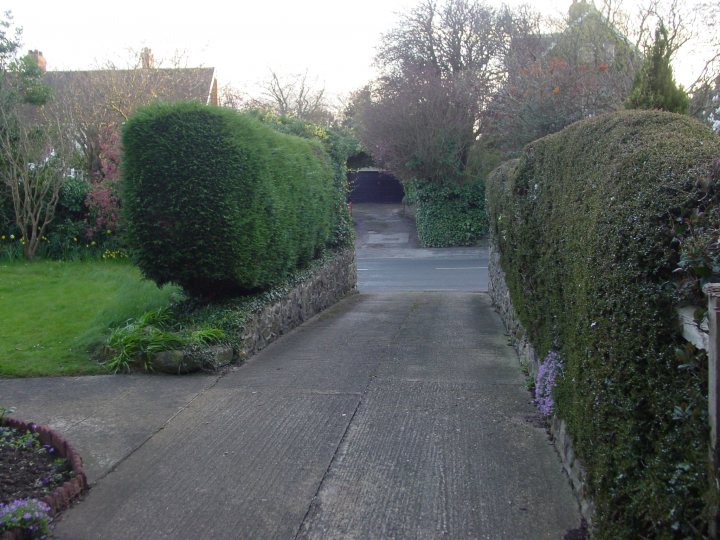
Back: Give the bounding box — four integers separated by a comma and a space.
353, 203, 489, 292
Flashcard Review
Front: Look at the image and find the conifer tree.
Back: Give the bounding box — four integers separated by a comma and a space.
626, 24, 689, 113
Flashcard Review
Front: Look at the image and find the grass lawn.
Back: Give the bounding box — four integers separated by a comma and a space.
0, 260, 181, 377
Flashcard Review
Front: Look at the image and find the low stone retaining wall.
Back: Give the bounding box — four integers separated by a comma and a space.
147, 248, 358, 374
488, 242, 541, 377
234, 248, 357, 360
488, 240, 594, 527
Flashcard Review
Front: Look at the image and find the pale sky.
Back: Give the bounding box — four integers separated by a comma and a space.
4, 0, 709, 104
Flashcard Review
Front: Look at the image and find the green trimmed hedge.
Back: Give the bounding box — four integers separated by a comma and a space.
122, 102, 335, 297
246, 110, 357, 250
412, 180, 487, 247
487, 110, 720, 537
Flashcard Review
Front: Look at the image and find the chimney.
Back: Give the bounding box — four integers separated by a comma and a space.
140, 47, 154, 69
28, 50, 47, 72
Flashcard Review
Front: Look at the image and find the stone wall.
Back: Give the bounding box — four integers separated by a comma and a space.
148, 248, 357, 374
488, 239, 594, 527
234, 248, 357, 359
487, 241, 541, 377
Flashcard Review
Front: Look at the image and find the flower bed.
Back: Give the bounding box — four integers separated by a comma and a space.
0, 418, 88, 539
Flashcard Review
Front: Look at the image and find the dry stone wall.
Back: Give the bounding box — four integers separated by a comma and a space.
147, 248, 357, 374
234, 248, 357, 360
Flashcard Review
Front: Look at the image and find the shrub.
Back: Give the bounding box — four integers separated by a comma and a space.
85, 128, 122, 238
247, 109, 357, 249
122, 102, 337, 298
487, 110, 720, 537
413, 179, 487, 247
55, 174, 89, 223
626, 25, 689, 114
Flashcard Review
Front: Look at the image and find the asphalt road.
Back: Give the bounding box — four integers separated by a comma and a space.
353, 203, 489, 292
357, 257, 488, 292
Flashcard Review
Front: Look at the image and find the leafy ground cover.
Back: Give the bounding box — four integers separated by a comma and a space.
0, 260, 181, 377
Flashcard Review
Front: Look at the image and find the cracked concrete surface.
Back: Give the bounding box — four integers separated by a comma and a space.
3, 293, 581, 539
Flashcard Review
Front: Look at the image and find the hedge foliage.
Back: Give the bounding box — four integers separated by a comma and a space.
487, 110, 720, 538
246, 109, 358, 250
410, 179, 487, 247
122, 102, 336, 297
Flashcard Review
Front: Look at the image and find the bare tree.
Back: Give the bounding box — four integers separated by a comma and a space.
357, 0, 528, 183
0, 109, 70, 259
592, 0, 692, 53
219, 83, 247, 109
0, 11, 67, 257
370, 72, 489, 180
44, 49, 213, 177
260, 70, 332, 124
687, 1, 720, 98
483, 2, 640, 155
338, 86, 372, 131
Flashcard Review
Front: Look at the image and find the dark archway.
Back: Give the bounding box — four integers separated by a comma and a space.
348, 169, 404, 203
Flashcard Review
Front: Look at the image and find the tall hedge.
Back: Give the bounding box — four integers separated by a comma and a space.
122, 102, 335, 297
487, 110, 720, 537
246, 109, 358, 249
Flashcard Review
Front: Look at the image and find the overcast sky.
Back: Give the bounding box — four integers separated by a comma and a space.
4, 0, 708, 104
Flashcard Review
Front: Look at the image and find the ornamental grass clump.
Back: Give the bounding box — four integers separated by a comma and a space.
0, 499, 50, 539
105, 307, 226, 373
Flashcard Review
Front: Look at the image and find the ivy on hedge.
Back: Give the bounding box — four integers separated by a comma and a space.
122, 102, 336, 298
411, 179, 487, 248
487, 110, 720, 538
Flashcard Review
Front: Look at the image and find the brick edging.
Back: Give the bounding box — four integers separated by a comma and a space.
1, 418, 88, 517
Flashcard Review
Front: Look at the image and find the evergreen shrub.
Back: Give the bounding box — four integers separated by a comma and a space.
626, 25, 689, 114
246, 110, 357, 249
487, 110, 720, 538
122, 102, 336, 297
413, 179, 486, 247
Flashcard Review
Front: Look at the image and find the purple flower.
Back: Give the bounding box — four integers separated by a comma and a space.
535, 351, 563, 417
0, 498, 51, 536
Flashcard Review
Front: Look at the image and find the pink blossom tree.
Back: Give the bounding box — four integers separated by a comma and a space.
84, 127, 121, 238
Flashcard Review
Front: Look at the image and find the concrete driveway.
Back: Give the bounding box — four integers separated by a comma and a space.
0, 204, 581, 538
